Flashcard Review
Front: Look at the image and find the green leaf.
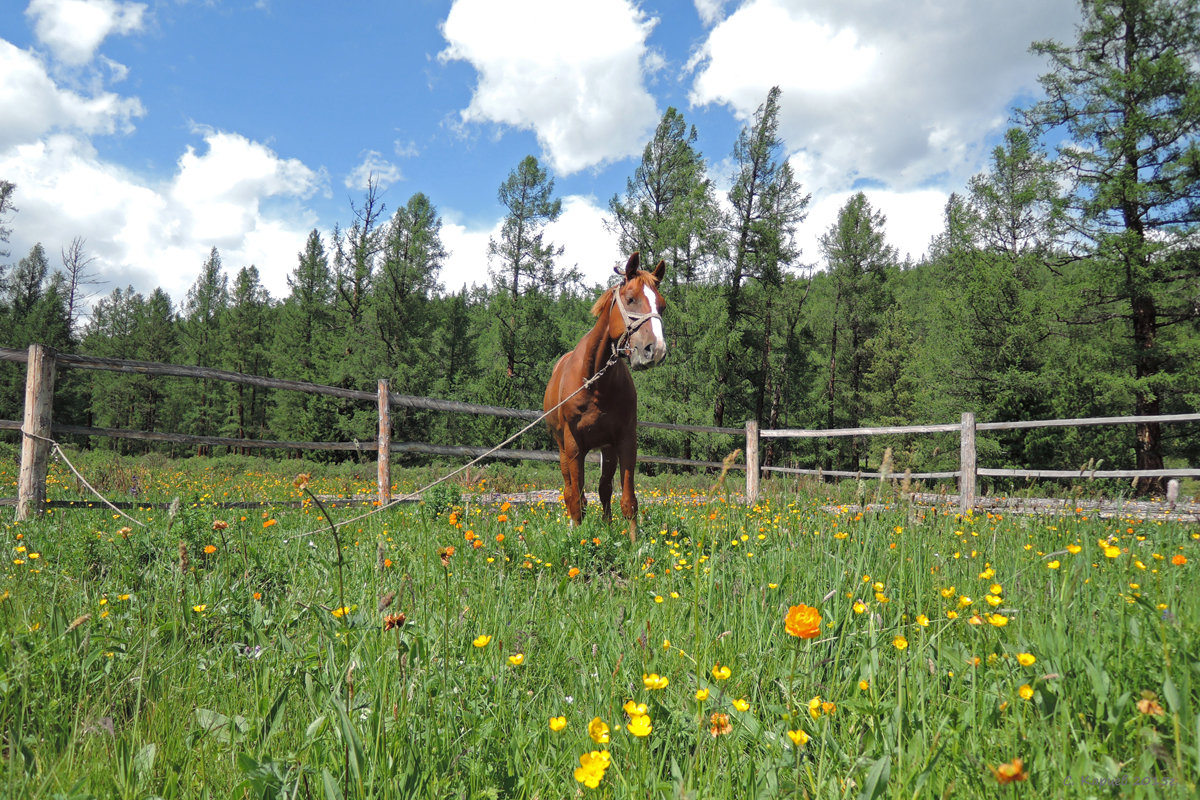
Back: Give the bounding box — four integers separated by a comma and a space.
1163, 673, 1181, 713
857, 756, 890, 800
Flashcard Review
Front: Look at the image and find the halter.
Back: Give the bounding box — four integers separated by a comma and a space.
610, 279, 663, 358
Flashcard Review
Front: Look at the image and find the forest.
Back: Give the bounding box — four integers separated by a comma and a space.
1, 0, 1198, 494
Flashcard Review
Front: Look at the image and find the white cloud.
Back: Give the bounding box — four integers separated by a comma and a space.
345, 150, 404, 191
689, 0, 1078, 193
0, 39, 144, 151
439, 194, 620, 294
26, 0, 147, 66
694, 0, 728, 27
0, 129, 322, 306
438, 0, 660, 174
799, 188, 948, 269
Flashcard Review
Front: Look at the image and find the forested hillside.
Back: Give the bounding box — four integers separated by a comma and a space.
1, 1, 1197, 490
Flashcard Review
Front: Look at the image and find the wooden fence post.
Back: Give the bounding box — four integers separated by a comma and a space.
959, 411, 976, 515
17, 344, 57, 521
745, 419, 760, 504
378, 379, 391, 506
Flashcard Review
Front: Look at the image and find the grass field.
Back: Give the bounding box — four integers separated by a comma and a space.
1, 452, 1197, 798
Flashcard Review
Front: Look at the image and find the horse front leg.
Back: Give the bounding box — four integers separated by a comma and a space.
558, 443, 586, 526
617, 440, 638, 543
598, 446, 617, 523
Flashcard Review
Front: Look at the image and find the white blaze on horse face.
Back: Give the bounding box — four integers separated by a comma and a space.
642, 284, 666, 349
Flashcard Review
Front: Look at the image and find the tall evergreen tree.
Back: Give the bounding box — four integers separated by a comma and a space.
178, 247, 229, 452
223, 266, 272, 445
1021, 0, 1200, 492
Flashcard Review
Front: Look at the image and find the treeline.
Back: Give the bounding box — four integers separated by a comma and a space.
1, 0, 1198, 492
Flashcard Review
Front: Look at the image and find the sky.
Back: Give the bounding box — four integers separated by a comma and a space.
0, 0, 1082, 313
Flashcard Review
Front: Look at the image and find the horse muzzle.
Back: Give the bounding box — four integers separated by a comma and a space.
629, 339, 667, 371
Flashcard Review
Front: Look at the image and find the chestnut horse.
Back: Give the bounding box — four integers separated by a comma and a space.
543, 252, 667, 541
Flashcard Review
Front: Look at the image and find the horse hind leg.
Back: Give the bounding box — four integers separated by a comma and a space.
617, 441, 638, 543
559, 445, 586, 526
598, 446, 617, 523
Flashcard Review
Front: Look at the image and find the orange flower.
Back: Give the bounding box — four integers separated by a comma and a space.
383, 613, 407, 631
785, 604, 821, 639
203, 544, 217, 555
990, 758, 1028, 784
1171, 554, 1187, 566
709, 712, 732, 737
568, 567, 581, 578
212, 520, 228, 531
495, 533, 504, 543
263, 519, 277, 528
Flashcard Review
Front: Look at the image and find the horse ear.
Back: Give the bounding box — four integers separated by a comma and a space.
652, 259, 666, 282
624, 252, 641, 279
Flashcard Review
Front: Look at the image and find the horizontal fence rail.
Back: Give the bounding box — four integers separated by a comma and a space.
3, 344, 1196, 518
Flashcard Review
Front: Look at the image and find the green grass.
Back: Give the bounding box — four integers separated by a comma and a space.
1, 455, 1197, 798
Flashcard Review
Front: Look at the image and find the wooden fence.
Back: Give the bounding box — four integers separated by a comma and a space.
3, 344, 1198, 519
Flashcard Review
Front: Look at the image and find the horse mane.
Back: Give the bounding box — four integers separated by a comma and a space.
590, 272, 659, 317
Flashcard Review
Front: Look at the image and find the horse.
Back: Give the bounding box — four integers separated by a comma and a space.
543, 252, 667, 541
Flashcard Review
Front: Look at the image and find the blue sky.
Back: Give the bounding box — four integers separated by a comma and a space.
0, 0, 1080, 310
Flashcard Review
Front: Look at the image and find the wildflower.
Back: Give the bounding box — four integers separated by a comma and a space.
821, 701, 836, 715
853, 600, 867, 614
808, 696, 822, 719
1018, 684, 1034, 700
1067, 544, 1082, 554
785, 604, 821, 639
985, 594, 1002, 607
192, 604, 207, 613
643, 673, 669, 690
626, 714, 652, 737
472, 634, 492, 648
1172, 554, 1187, 566
494, 533, 504, 542
858, 679, 870, 691
1104, 545, 1121, 559
732, 698, 750, 712
118, 594, 130, 601
988, 613, 1008, 627
623, 701, 648, 717
383, 613, 406, 631
262, 519, 277, 529
573, 750, 611, 789
204, 544, 217, 555
293, 474, 311, 490
893, 636, 908, 651
438, 546, 455, 567
569, 567, 580, 578
787, 729, 809, 747
497, 514, 508, 523
709, 712, 732, 737
508, 653, 525, 666
940, 586, 956, 598
1137, 695, 1165, 717
916, 614, 929, 627
1047, 560, 1061, 569
695, 688, 710, 701
989, 583, 1002, 595
968, 614, 984, 625
991, 758, 1028, 785
212, 520, 228, 531
958, 596, 973, 608
711, 664, 731, 681
587, 717, 610, 745
549, 716, 567, 732
946, 610, 959, 620
331, 606, 353, 618
1017, 653, 1036, 667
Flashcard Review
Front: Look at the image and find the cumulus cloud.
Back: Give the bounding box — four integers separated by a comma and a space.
0, 128, 322, 305
438, 0, 660, 175
26, 0, 147, 66
689, 0, 1078, 194
799, 187, 949, 269
694, 0, 729, 27
345, 150, 404, 192
0, 40, 144, 151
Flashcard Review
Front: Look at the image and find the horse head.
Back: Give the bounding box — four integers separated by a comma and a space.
607, 252, 667, 370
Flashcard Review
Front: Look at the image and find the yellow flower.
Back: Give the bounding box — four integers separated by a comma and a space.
852, 600, 866, 614
192, 604, 206, 613
946, 610, 959, 620
958, 595, 973, 608
642, 673, 669, 690
1017, 653, 1036, 667
1067, 544, 1082, 554
988, 613, 1008, 627
893, 635, 909, 650
1104, 545, 1121, 558
711, 664, 732, 681
808, 696, 822, 719
472, 634, 492, 648
549, 716, 567, 732
695, 688, 710, 701
587, 717, 610, 745
626, 714, 652, 737
330, 606, 353, 618
916, 614, 929, 627
1018, 684, 1034, 701
1047, 560, 1061, 569
623, 700, 648, 717
989, 583, 1002, 595
940, 586, 956, 598
787, 729, 809, 747
732, 698, 750, 712
508, 653, 525, 666
858, 680, 870, 691
573, 750, 611, 788
985, 594, 1002, 607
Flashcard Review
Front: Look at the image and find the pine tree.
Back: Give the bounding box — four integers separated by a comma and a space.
178, 247, 229, 452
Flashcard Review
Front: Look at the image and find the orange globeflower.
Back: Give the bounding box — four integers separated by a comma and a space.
990, 758, 1028, 784
1172, 554, 1187, 566
785, 604, 821, 639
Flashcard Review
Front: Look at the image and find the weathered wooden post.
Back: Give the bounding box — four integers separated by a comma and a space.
745, 419, 760, 504
958, 411, 976, 515
17, 344, 57, 521
378, 379, 391, 506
